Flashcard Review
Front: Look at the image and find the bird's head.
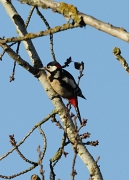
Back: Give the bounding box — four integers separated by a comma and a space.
45, 61, 62, 73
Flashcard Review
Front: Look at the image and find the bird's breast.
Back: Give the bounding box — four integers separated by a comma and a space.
47, 76, 72, 98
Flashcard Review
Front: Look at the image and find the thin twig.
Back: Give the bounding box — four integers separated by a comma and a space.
36, 7, 56, 61
83, 140, 99, 146
77, 61, 84, 85
9, 7, 35, 81
113, 47, 129, 74
0, 165, 37, 179
37, 126, 47, 180
9, 61, 16, 82
0, 109, 58, 161
37, 146, 45, 180
50, 132, 66, 164
80, 132, 90, 139
10, 41, 21, 81
15, 146, 38, 165
49, 132, 67, 180
77, 118, 88, 132
38, 126, 47, 162
50, 161, 56, 180
0, 49, 5, 60
96, 156, 100, 164
0, 41, 19, 62
71, 152, 77, 180
0, 127, 36, 161
0, 43, 40, 77
26, 6, 35, 28
9, 134, 38, 165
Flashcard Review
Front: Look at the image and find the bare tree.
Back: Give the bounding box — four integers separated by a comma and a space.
0, 0, 128, 180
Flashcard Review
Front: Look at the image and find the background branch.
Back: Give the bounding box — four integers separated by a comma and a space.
36, 7, 56, 61
0, 110, 57, 161
0, 23, 79, 44
18, 0, 129, 42
1, 0, 42, 67
113, 47, 129, 74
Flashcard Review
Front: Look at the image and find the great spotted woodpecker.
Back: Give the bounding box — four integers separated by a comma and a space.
45, 61, 86, 124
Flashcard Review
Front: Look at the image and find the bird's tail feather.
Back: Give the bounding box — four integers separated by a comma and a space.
75, 105, 82, 125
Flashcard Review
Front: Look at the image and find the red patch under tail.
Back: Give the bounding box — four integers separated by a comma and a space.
68, 96, 77, 107
68, 96, 82, 124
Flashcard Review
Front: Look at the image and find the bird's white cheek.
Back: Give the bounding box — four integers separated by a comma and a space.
49, 66, 57, 72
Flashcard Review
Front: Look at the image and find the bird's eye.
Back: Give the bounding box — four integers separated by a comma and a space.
47, 65, 50, 69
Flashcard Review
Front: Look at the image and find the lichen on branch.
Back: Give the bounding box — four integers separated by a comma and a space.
58, 2, 81, 24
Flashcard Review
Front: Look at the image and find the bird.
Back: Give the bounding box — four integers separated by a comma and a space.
45, 61, 86, 124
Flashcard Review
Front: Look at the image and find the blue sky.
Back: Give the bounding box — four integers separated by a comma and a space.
0, 0, 129, 179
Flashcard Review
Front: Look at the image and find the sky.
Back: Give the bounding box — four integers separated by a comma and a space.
0, 0, 129, 180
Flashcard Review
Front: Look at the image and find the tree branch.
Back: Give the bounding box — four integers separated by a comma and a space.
113, 47, 129, 74
19, 0, 129, 42
0, 1, 103, 179
0, 43, 39, 76
0, 23, 79, 43
1, 0, 42, 67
